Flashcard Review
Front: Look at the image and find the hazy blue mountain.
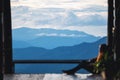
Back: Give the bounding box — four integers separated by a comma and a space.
13, 37, 106, 60
50, 36, 107, 59
29, 35, 100, 49
12, 27, 100, 49
12, 40, 32, 48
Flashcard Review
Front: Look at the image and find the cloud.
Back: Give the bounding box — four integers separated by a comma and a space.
76, 5, 107, 13
11, 0, 18, 1
36, 33, 86, 37
64, 26, 107, 37
11, 0, 107, 10
11, 7, 107, 27
11, 0, 107, 37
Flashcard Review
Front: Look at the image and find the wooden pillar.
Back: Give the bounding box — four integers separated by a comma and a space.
113, 0, 120, 79
114, 0, 120, 61
3, 0, 13, 73
105, 0, 115, 79
0, 0, 3, 79
108, 0, 114, 55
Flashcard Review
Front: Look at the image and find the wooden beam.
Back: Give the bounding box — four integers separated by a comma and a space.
13, 60, 84, 64
3, 0, 13, 73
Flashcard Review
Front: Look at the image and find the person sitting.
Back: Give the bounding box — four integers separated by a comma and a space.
62, 44, 108, 75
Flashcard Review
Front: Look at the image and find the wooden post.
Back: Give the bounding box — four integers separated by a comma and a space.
3, 0, 13, 73
0, 0, 3, 79
114, 0, 120, 61
105, 0, 115, 79
109, 0, 120, 79
114, 0, 120, 78
108, 0, 114, 57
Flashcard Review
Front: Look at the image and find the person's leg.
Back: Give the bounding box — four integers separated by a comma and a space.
82, 62, 96, 74
63, 59, 96, 75
63, 60, 90, 75
63, 64, 82, 75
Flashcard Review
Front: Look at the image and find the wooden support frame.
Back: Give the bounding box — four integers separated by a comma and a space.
106, 0, 120, 79
114, 0, 120, 78
2, 0, 13, 73
107, 0, 114, 56
1, 0, 119, 78
5, 0, 114, 74
107, 0, 114, 79
0, 0, 3, 79
114, 0, 120, 60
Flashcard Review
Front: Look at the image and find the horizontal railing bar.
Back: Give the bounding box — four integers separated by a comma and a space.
13, 60, 85, 64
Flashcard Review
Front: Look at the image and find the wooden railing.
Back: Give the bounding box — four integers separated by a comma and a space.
13, 60, 83, 64
12, 59, 84, 73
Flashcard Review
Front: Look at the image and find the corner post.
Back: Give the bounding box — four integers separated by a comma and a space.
114, 0, 120, 61
0, 0, 4, 79
108, 0, 114, 57
3, 0, 13, 73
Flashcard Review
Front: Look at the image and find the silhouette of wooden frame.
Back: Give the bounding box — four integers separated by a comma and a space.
0, 0, 13, 74
1, 1, 120, 79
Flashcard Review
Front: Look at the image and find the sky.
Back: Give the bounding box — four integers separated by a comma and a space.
11, 0, 108, 37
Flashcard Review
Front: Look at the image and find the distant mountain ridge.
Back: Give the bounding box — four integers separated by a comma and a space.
13, 37, 106, 60
12, 27, 100, 49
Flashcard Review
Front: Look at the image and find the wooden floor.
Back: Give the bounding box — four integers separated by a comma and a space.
4, 74, 103, 80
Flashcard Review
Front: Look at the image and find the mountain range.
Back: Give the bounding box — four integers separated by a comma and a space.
12, 27, 100, 49
12, 27, 106, 73
13, 37, 106, 60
